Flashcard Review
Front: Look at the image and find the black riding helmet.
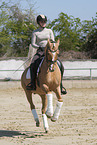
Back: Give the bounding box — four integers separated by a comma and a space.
37, 15, 47, 25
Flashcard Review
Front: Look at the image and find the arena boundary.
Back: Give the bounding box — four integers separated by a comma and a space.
0, 68, 97, 80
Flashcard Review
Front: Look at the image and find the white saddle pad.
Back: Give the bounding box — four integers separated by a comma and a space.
26, 68, 30, 79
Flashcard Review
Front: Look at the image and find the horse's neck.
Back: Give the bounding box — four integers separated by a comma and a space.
42, 59, 49, 71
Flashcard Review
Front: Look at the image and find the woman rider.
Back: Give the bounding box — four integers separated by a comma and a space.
26, 14, 67, 95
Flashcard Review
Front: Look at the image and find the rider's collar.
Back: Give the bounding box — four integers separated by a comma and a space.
39, 26, 46, 30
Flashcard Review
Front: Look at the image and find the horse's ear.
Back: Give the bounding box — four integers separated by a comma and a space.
45, 39, 50, 54
57, 39, 60, 46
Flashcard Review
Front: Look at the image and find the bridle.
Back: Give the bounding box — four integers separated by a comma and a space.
46, 46, 58, 72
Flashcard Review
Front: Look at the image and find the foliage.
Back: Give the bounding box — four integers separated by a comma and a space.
82, 29, 97, 58
81, 12, 97, 58
48, 12, 97, 59
48, 12, 83, 51
0, 1, 97, 59
0, 1, 37, 57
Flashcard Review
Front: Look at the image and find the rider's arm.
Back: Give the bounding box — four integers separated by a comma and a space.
31, 31, 39, 49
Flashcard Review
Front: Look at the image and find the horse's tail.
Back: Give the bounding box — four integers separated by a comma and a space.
24, 44, 37, 69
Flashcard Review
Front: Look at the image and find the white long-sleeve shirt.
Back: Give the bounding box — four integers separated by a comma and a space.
31, 27, 55, 51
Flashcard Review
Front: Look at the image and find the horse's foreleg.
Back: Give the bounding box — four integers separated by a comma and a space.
51, 86, 63, 122
41, 84, 53, 118
46, 93, 53, 118
25, 90, 40, 127
41, 94, 49, 133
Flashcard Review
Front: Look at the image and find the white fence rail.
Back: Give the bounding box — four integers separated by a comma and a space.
0, 68, 97, 80
64, 68, 97, 80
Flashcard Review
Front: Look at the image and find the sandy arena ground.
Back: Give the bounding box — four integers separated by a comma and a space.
0, 80, 97, 145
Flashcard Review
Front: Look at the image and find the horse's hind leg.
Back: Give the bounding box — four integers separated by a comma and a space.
51, 86, 63, 122
41, 94, 49, 133
25, 90, 40, 127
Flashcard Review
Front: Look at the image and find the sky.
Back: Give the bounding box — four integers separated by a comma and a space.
21, 0, 97, 21
1, 0, 97, 21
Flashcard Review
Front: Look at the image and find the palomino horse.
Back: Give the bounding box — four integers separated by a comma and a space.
21, 39, 63, 133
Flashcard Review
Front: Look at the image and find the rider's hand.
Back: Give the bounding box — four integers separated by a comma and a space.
39, 47, 43, 51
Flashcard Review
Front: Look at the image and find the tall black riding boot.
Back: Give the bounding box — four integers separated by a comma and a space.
57, 59, 67, 95
26, 63, 36, 90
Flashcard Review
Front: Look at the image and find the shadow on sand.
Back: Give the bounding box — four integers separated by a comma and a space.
0, 130, 45, 138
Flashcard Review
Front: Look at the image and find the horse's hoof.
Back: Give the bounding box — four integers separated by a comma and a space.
45, 128, 49, 133
36, 122, 40, 127
46, 112, 53, 118
51, 116, 57, 122
35, 119, 40, 127
45, 130, 48, 133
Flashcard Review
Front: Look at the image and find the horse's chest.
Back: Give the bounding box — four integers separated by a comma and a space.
39, 64, 61, 85
46, 73, 54, 82
42, 71, 60, 84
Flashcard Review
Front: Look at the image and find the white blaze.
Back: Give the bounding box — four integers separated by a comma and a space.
51, 52, 56, 69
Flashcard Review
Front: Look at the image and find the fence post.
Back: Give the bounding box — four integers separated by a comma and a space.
90, 68, 92, 80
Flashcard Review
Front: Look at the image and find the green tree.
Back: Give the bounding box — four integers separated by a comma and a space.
0, 1, 36, 57
0, 2, 11, 56
48, 12, 82, 51
81, 12, 97, 58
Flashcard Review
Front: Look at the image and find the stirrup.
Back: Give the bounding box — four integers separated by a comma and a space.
61, 87, 67, 95
26, 83, 36, 90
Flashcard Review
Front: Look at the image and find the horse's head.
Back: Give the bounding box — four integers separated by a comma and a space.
45, 39, 60, 72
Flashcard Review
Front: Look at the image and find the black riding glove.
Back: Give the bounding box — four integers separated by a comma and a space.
39, 47, 43, 51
